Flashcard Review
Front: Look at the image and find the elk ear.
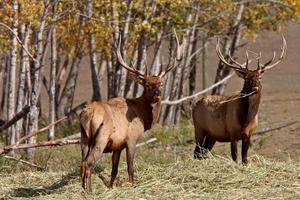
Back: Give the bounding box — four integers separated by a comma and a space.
235, 70, 246, 78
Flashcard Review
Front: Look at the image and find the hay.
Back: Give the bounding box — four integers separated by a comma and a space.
0, 151, 299, 200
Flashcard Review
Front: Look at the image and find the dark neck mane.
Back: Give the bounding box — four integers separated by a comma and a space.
128, 93, 161, 131
240, 88, 261, 127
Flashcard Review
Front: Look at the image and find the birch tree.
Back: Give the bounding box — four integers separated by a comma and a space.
26, 1, 50, 157
7, 1, 18, 146
48, 0, 58, 140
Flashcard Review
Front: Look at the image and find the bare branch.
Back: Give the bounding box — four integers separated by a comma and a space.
0, 23, 36, 61
254, 120, 298, 136
0, 138, 80, 155
16, 116, 67, 145
162, 72, 234, 105
0, 134, 156, 155
2, 155, 44, 170
0, 105, 30, 133
237, 0, 293, 9
136, 138, 157, 147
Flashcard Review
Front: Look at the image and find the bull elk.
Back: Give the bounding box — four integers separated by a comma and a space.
80, 34, 184, 192
193, 36, 287, 164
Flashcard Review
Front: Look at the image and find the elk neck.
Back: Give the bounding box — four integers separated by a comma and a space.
131, 92, 162, 131
239, 84, 262, 127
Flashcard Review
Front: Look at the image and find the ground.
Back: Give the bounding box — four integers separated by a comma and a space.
0, 144, 299, 199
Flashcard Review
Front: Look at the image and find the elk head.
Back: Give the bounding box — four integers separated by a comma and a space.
116, 32, 184, 104
216, 35, 287, 95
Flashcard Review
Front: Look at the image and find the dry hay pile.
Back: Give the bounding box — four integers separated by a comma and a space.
0, 153, 299, 200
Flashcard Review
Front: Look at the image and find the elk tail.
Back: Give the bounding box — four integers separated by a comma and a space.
79, 105, 95, 138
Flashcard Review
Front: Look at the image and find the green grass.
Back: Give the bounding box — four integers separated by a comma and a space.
0, 125, 299, 199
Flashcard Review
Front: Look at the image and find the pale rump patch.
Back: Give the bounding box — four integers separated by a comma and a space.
80, 104, 95, 136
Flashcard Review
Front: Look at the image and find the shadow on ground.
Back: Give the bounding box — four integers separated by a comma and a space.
11, 172, 78, 198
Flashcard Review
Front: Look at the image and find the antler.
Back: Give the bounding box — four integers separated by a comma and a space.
158, 30, 185, 78
116, 37, 145, 80
216, 38, 250, 73
259, 35, 287, 71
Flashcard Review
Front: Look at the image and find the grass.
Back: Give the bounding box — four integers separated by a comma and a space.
0, 153, 299, 199
0, 124, 299, 199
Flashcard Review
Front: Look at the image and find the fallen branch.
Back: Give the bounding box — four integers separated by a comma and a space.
162, 72, 234, 105
2, 155, 44, 170
0, 137, 81, 155
16, 117, 67, 145
254, 120, 299, 135
0, 134, 157, 155
136, 138, 157, 147
0, 105, 30, 134
16, 102, 87, 144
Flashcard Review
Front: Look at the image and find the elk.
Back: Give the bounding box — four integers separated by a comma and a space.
192, 36, 287, 164
80, 34, 184, 192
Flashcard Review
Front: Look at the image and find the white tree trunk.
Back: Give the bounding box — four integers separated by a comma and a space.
7, 1, 18, 146
118, 0, 133, 97
26, 1, 49, 157
15, 23, 30, 141
87, 0, 101, 101
48, 0, 58, 140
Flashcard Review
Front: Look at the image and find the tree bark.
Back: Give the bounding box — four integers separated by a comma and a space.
57, 8, 85, 117
1, 56, 9, 120
162, 36, 184, 125
201, 32, 208, 90
48, 0, 58, 140
15, 23, 30, 141
117, 0, 133, 97
87, 0, 101, 101
7, 1, 18, 146
26, 1, 49, 158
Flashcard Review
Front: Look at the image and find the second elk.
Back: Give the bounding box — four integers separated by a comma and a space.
192, 36, 287, 164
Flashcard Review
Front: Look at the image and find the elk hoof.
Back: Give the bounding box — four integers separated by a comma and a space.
194, 153, 205, 160
242, 160, 248, 165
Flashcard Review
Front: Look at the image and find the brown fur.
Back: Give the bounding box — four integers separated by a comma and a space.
193, 36, 286, 164
193, 70, 262, 164
80, 33, 184, 192
80, 76, 163, 192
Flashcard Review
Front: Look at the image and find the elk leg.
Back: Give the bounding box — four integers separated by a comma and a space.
82, 161, 92, 193
126, 143, 136, 184
194, 129, 205, 159
242, 137, 251, 165
203, 135, 216, 151
109, 150, 121, 188
84, 133, 109, 192
230, 140, 237, 162
81, 144, 90, 190
80, 126, 91, 191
